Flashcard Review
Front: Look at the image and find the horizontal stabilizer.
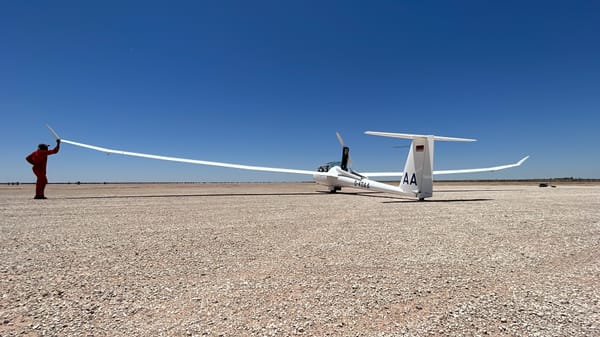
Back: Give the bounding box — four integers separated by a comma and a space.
365, 131, 475, 142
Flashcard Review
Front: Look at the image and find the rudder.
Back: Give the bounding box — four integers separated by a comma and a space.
400, 137, 434, 199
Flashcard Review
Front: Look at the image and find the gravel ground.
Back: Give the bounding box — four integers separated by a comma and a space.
1, 182, 599, 336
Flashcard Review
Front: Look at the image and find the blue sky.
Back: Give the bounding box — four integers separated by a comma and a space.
2, 1, 599, 182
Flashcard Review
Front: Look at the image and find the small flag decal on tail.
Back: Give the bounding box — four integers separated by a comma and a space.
416, 145, 425, 152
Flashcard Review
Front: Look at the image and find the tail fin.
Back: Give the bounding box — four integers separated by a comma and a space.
400, 137, 434, 199
365, 131, 475, 200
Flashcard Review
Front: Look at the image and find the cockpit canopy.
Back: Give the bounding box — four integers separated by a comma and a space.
317, 161, 364, 178
317, 161, 341, 172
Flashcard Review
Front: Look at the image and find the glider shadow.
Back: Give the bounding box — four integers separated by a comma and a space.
61, 190, 491, 203
335, 191, 492, 203
63, 191, 326, 200
382, 198, 492, 204
435, 188, 524, 193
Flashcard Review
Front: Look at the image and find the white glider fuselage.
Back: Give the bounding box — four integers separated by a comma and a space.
313, 166, 408, 195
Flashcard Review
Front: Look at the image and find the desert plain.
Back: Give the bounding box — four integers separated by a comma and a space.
1, 182, 599, 336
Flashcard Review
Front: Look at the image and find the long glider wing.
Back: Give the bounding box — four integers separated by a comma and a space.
433, 156, 530, 175
57, 136, 323, 176
363, 156, 529, 178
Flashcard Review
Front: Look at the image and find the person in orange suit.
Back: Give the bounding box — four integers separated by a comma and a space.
26, 139, 60, 199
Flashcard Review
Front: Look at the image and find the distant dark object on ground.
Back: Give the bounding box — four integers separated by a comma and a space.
539, 183, 557, 188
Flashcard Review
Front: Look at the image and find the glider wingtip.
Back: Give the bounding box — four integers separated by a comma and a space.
46, 124, 61, 140
518, 155, 530, 165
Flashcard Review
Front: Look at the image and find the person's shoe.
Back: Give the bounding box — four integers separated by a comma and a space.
34, 195, 47, 199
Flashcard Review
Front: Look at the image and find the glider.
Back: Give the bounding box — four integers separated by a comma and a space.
47, 125, 528, 200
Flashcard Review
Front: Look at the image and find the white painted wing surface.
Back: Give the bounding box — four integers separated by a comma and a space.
362, 156, 529, 178
60, 139, 327, 176
433, 156, 530, 175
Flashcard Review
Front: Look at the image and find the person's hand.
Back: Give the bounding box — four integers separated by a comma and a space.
56, 139, 61, 144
